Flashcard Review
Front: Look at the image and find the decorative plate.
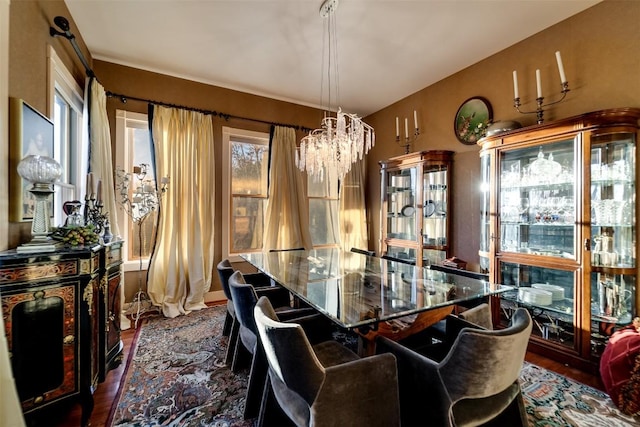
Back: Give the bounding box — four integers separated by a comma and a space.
454, 97, 493, 145
424, 200, 436, 217
401, 205, 415, 217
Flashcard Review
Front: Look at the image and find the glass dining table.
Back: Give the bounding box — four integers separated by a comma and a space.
240, 249, 511, 350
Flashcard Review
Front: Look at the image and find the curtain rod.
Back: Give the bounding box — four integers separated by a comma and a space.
105, 91, 313, 133
50, 16, 95, 78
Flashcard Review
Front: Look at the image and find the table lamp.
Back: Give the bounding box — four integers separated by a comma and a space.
16, 155, 63, 253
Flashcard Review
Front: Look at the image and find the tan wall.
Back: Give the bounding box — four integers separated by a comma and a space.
363, 0, 640, 270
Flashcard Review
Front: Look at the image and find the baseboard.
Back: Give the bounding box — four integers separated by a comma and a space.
205, 290, 226, 304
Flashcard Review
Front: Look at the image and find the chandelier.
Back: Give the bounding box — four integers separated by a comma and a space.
295, 0, 375, 182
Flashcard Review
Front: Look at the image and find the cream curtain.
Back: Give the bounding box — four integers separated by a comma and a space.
147, 105, 215, 318
88, 78, 120, 237
87, 78, 128, 328
340, 158, 369, 252
263, 126, 312, 250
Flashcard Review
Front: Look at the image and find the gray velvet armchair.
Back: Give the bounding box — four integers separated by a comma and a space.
377, 307, 532, 427
228, 271, 322, 419
216, 259, 274, 366
254, 296, 401, 427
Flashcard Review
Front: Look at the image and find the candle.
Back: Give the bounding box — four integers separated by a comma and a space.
413, 110, 418, 130
404, 118, 409, 139
96, 180, 102, 202
395, 117, 399, 138
86, 173, 91, 198
512, 70, 519, 99
88, 172, 95, 198
555, 51, 567, 84
536, 69, 542, 99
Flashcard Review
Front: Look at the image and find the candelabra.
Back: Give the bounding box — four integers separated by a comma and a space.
396, 128, 420, 155
116, 163, 169, 327
513, 51, 570, 124
514, 81, 570, 124
395, 112, 420, 154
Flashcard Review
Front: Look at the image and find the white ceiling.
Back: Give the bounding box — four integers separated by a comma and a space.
64, 0, 600, 117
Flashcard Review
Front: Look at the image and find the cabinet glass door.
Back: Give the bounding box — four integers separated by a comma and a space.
387, 167, 417, 241
499, 261, 576, 350
422, 165, 448, 265
589, 132, 637, 356
499, 139, 576, 257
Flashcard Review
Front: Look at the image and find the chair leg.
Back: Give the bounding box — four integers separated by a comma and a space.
244, 349, 268, 419
225, 318, 239, 367
258, 377, 293, 427
222, 311, 233, 336
231, 336, 251, 373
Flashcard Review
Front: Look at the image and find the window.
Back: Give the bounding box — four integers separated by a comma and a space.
222, 127, 269, 260
115, 110, 157, 270
308, 172, 340, 247
48, 46, 85, 227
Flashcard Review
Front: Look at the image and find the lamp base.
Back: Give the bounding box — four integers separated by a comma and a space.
17, 239, 63, 253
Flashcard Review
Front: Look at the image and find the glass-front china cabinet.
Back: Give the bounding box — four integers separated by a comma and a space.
478, 108, 640, 371
380, 151, 453, 267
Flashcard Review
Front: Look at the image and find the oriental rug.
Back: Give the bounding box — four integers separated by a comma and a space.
109, 306, 640, 427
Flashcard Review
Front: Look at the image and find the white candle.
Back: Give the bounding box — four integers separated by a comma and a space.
536, 69, 542, 98
555, 51, 567, 84
413, 110, 418, 130
512, 70, 519, 99
404, 118, 409, 139
88, 172, 95, 198
395, 117, 399, 138
96, 179, 102, 202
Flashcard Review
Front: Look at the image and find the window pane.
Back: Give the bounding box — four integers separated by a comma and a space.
308, 169, 338, 198
231, 141, 268, 195
232, 197, 265, 252
309, 199, 339, 246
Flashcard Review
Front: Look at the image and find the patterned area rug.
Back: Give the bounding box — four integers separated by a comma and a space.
109, 305, 640, 427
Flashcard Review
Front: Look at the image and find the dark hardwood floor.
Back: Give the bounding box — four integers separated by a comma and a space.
49, 321, 604, 426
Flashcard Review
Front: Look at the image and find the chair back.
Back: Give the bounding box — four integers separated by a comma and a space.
216, 259, 234, 300
458, 303, 493, 330
440, 308, 532, 402
229, 271, 260, 335
351, 247, 376, 257
254, 296, 325, 405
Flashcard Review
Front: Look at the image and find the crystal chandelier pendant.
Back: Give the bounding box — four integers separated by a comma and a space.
296, 0, 375, 181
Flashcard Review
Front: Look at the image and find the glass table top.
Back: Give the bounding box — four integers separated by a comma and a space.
240, 248, 510, 329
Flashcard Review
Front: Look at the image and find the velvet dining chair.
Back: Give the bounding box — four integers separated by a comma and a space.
377, 307, 532, 427
228, 271, 324, 420
253, 296, 401, 427
216, 259, 274, 366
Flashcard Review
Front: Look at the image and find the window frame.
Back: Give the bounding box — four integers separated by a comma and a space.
222, 126, 270, 261
47, 45, 86, 228
115, 110, 155, 272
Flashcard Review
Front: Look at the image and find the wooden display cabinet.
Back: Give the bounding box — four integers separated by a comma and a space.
380, 150, 454, 267
478, 108, 640, 372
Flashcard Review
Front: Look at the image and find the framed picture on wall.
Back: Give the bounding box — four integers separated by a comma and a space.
9, 98, 55, 222
454, 97, 493, 145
